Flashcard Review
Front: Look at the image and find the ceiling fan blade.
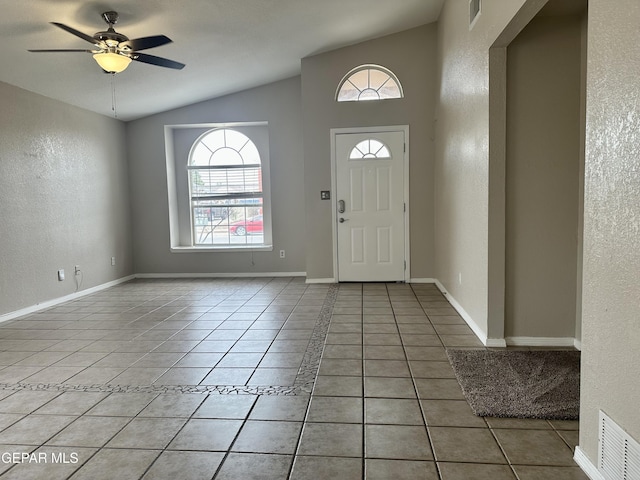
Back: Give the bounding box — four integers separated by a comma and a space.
120, 35, 172, 51
28, 49, 94, 53
132, 52, 185, 70
51, 22, 100, 46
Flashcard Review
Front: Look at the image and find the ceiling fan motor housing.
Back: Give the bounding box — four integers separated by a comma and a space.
96, 12, 129, 47
95, 29, 129, 48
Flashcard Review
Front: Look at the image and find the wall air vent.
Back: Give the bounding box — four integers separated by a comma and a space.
599, 411, 640, 480
469, 0, 481, 29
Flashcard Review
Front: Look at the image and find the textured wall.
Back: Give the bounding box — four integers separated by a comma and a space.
0, 81, 132, 316
435, 0, 529, 336
301, 25, 438, 280
505, 15, 582, 339
580, 0, 640, 462
126, 77, 306, 274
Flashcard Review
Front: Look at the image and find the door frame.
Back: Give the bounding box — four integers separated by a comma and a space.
330, 125, 410, 282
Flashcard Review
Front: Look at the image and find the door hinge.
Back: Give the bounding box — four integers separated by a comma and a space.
404, 203, 406, 212
404, 260, 406, 270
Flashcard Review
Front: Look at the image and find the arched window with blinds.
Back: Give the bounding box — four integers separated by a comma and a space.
188, 128, 266, 245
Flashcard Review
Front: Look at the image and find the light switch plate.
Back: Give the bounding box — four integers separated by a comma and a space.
320, 190, 330, 200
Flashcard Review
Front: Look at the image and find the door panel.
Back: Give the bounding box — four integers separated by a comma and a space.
376, 167, 391, 211
350, 168, 364, 212
351, 228, 365, 264
335, 130, 406, 282
377, 227, 392, 263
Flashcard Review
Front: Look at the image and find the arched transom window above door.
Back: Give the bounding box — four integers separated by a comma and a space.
336, 64, 404, 102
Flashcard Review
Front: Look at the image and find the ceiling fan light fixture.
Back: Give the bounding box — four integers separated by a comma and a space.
93, 52, 131, 73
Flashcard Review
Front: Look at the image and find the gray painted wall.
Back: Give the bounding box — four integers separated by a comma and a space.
126, 77, 306, 274
0, 81, 132, 316
580, 0, 640, 463
435, 0, 532, 338
574, 13, 588, 345
505, 15, 583, 339
301, 25, 438, 280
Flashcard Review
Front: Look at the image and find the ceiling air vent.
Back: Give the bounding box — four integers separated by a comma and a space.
599, 410, 640, 480
469, 0, 481, 29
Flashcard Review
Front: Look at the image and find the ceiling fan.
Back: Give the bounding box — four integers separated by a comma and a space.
28, 11, 185, 73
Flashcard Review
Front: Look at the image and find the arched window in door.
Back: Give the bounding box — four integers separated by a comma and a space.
349, 139, 391, 159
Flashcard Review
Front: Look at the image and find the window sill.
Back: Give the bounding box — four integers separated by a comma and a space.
170, 245, 273, 253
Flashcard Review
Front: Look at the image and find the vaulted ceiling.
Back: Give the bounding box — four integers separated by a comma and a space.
0, 0, 443, 121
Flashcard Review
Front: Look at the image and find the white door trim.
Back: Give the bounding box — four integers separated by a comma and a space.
330, 125, 410, 282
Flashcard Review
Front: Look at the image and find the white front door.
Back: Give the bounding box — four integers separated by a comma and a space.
335, 130, 406, 282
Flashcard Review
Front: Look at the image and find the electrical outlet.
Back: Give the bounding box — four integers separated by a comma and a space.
111, 256, 116, 266
279, 250, 285, 259
57, 269, 65, 281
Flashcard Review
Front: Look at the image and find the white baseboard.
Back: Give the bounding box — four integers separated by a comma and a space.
574, 338, 582, 351
0, 275, 136, 325
574, 446, 603, 480
433, 280, 507, 347
305, 278, 336, 284
506, 336, 577, 348
137, 272, 307, 279
306, 278, 437, 284
485, 338, 508, 348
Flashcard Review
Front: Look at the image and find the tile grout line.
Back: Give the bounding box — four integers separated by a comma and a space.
128, 391, 205, 480
411, 283, 518, 477
399, 283, 442, 479
360, 283, 366, 480
157, 276, 297, 387
215, 277, 295, 387
183, 395, 259, 480
71, 389, 162, 479
0, 389, 147, 479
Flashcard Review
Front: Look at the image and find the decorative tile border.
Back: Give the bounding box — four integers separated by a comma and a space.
293, 282, 339, 392
0, 383, 304, 395
0, 283, 338, 396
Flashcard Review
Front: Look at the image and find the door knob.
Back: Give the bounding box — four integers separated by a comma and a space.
339, 218, 348, 223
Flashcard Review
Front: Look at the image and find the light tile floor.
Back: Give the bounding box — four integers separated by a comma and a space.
0, 278, 587, 479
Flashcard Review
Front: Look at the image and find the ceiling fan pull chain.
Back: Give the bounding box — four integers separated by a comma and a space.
111, 73, 118, 119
